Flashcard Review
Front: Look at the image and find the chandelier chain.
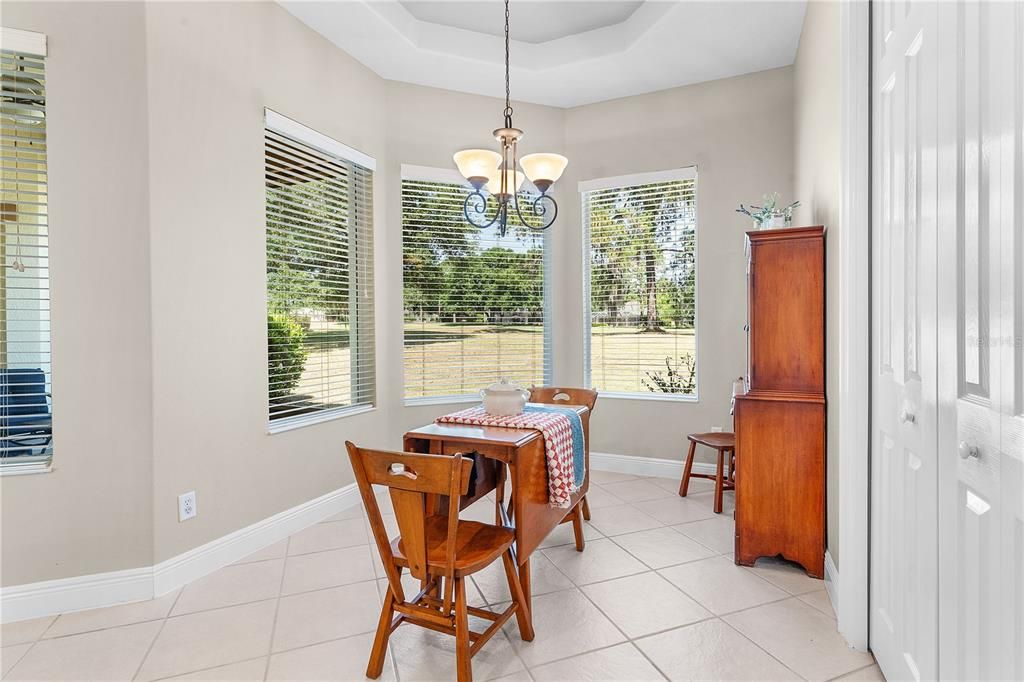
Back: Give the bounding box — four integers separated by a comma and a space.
503, 0, 513, 123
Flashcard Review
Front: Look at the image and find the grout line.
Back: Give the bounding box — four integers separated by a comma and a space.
262, 536, 291, 681
130, 583, 185, 682
144, 655, 267, 682
826, 661, 880, 681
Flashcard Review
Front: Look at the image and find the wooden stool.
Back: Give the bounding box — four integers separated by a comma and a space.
678, 432, 736, 514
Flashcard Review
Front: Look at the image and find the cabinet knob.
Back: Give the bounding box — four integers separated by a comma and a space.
958, 441, 980, 460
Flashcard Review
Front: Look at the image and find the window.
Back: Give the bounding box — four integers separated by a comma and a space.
264, 110, 375, 428
582, 168, 698, 398
1, 29, 51, 472
401, 167, 549, 401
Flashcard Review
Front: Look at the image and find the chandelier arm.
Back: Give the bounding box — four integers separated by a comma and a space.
511, 192, 558, 231
463, 190, 502, 230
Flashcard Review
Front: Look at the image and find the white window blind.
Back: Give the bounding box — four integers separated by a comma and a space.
402, 176, 550, 401
264, 112, 375, 427
583, 170, 698, 398
1, 37, 52, 469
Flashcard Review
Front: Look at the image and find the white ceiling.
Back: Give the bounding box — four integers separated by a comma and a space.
278, 0, 807, 108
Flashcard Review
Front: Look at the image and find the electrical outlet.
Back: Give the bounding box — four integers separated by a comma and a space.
711, 426, 724, 433
178, 491, 197, 522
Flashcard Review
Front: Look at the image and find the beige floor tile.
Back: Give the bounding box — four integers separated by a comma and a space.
724, 598, 875, 681
287, 518, 368, 556
502, 589, 625, 667
530, 642, 664, 681
636, 618, 801, 681
272, 581, 381, 652
5, 620, 161, 681
690, 490, 736, 515
391, 614, 525, 681
581, 571, 711, 638
581, 483, 624, 510
490, 672, 533, 682
320, 504, 366, 523
658, 556, 788, 615
1, 644, 31, 677
268, 632, 396, 681
586, 504, 662, 537
542, 538, 647, 586
282, 545, 375, 595
471, 551, 573, 605
1, 616, 55, 646
45, 590, 181, 639
600, 478, 674, 503
459, 497, 502, 523
833, 663, 885, 680
652, 475, 715, 494
799, 589, 837, 618
171, 559, 284, 616
589, 470, 639, 485
234, 539, 289, 564
672, 515, 735, 554
632, 495, 717, 525
749, 556, 826, 595
136, 599, 277, 681
611, 527, 715, 569
536, 519, 603, 549
164, 657, 268, 681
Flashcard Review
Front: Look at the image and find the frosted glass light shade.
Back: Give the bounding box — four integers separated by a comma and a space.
453, 149, 501, 187
486, 168, 525, 196
520, 153, 568, 185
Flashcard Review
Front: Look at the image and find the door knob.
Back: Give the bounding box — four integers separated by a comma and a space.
958, 441, 980, 460
900, 409, 916, 424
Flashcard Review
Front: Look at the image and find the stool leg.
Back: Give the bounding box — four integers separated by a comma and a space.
679, 440, 697, 497
714, 448, 725, 514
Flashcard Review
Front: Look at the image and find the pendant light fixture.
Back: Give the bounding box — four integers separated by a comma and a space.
453, 0, 567, 237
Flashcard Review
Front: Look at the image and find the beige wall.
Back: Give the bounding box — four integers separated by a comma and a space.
792, 0, 841, 564
1, 1, 796, 586
0, 2, 155, 586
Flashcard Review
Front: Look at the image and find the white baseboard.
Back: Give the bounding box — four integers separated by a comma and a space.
591, 451, 717, 479
824, 549, 840, 616
1, 483, 360, 624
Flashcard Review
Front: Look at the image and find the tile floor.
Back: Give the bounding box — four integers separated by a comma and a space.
0, 473, 881, 681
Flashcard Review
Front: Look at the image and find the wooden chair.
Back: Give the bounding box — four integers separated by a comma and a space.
347, 442, 533, 682
528, 386, 597, 551
678, 432, 736, 514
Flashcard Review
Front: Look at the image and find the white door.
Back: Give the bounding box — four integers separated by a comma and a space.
870, 2, 940, 679
935, 1, 1024, 680
872, 1, 1024, 680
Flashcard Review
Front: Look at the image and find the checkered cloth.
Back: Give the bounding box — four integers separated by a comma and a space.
436, 405, 579, 508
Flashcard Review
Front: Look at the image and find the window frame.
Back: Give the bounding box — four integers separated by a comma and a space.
399, 164, 553, 406
581, 166, 699, 402
264, 109, 377, 433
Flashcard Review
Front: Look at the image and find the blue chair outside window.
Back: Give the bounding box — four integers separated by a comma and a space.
0, 368, 52, 458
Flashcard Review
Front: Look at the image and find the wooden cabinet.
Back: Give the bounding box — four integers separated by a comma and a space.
734, 226, 826, 578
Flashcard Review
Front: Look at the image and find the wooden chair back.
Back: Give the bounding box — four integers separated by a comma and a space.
528, 386, 598, 414
346, 441, 473, 611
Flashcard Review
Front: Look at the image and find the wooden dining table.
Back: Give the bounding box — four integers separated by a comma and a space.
402, 405, 590, 625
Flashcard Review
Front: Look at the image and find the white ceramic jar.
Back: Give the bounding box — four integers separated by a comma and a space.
479, 379, 530, 416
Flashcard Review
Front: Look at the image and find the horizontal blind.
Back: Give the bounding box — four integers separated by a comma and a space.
265, 123, 375, 424
402, 179, 549, 400
1, 46, 52, 464
584, 176, 697, 397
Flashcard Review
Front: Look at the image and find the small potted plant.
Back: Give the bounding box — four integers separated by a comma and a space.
736, 193, 800, 230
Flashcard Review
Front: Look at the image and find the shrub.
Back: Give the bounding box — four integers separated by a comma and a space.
642, 353, 697, 395
268, 314, 307, 401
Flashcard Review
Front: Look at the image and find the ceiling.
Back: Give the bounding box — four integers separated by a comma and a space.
278, 0, 807, 108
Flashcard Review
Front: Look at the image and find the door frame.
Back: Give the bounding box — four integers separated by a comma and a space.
836, 0, 871, 651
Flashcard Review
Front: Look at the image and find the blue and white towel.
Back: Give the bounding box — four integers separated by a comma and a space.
524, 403, 586, 487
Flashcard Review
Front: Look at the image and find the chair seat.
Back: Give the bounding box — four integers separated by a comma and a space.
391, 516, 515, 577
687, 432, 735, 449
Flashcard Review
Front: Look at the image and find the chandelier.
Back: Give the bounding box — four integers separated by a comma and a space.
453, 0, 568, 237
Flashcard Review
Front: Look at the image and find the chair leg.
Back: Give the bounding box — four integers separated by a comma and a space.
714, 448, 725, 514
679, 440, 697, 497
501, 549, 535, 641
366, 586, 396, 679
581, 495, 591, 521
571, 505, 585, 552
454, 577, 473, 682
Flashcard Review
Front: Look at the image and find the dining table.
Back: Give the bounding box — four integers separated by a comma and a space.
402, 404, 590, 627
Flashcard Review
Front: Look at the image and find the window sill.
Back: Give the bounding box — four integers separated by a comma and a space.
0, 460, 53, 476
403, 395, 479, 408
267, 404, 376, 435
598, 392, 699, 403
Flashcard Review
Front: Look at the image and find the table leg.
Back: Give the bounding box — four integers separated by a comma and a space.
518, 557, 532, 627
